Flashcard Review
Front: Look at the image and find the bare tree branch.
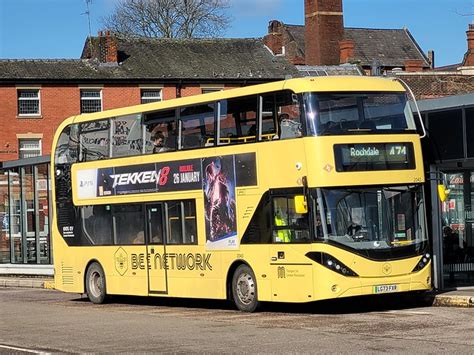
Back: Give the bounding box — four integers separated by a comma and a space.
101, 0, 231, 38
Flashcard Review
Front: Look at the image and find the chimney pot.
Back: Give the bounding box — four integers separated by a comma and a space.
339, 39, 355, 64
463, 24, 474, 66
98, 30, 118, 64
263, 20, 284, 55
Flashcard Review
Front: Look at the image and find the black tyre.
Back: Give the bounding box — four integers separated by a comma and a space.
85, 262, 107, 304
232, 264, 260, 312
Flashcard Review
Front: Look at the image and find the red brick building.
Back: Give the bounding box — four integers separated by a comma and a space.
394, 24, 474, 100
263, 0, 432, 74
0, 33, 297, 162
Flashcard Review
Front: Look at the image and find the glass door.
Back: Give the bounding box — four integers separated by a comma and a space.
442, 171, 474, 287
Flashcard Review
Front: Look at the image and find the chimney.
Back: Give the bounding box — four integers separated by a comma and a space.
427, 50, 435, 69
404, 59, 424, 72
304, 0, 344, 65
98, 30, 118, 64
339, 39, 355, 64
463, 24, 474, 66
263, 20, 284, 55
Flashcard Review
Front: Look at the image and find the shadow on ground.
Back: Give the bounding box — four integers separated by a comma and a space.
72, 291, 433, 315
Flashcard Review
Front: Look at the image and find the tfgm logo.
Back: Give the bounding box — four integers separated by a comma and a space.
277, 266, 286, 279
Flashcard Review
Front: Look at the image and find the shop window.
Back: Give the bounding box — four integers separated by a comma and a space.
427, 109, 463, 160
111, 114, 143, 157
466, 108, 474, 158
18, 89, 40, 116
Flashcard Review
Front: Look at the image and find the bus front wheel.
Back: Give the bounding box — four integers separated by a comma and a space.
85, 262, 107, 304
232, 264, 260, 312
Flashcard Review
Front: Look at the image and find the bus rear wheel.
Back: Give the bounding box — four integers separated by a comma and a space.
85, 262, 107, 304
232, 264, 259, 312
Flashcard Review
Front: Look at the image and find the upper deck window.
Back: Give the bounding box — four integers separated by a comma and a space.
304, 92, 416, 136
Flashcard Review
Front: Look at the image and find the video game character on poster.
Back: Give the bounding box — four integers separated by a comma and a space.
202, 156, 237, 249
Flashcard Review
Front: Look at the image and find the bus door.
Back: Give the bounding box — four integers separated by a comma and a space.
146, 204, 168, 294
269, 196, 314, 302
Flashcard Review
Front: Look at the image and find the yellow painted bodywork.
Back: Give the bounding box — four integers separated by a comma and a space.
51, 76, 431, 303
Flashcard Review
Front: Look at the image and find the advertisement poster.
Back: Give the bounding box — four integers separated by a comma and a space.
76, 159, 202, 198
75, 153, 256, 250
202, 156, 238, 250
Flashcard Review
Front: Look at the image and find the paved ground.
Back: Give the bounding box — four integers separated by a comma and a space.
1, 275, 473, 308
0, 288, 473, 354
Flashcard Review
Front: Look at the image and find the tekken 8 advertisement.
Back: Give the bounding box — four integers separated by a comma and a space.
75, 153, 256, 250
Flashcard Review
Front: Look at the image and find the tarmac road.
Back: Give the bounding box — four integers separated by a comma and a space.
0, 288, 473, 354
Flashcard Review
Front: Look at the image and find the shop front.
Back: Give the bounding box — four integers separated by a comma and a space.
439, 169, 474, 287
0, 156, 52, 271
419, 94, 474, 289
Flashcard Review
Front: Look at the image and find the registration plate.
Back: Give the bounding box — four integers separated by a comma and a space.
373, 284, 399, 294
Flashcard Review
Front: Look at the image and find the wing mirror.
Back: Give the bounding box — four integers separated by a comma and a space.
437, 184, 450, 202
295, 195, 308, 214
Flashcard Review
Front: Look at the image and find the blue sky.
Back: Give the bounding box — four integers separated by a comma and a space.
0, 0, 473, 67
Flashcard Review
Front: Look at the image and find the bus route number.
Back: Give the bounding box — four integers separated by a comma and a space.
389, 145, 406, 156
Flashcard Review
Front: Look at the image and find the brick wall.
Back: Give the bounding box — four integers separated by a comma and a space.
0, 83, 239, 162
394, 74, 474, 100
304, 0, 344, 65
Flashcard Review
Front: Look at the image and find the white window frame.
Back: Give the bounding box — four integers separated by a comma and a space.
17, 88, 41, 117
80, 89, 103, 113
140, 88, 162, 104
18, 138, 42, 159
200, 85, 224, 94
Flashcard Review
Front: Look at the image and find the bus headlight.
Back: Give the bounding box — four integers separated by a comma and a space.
412, 253, 431, 272
306, 252, 358, 277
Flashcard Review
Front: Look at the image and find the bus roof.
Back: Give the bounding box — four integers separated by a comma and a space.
64, 76, 406, 126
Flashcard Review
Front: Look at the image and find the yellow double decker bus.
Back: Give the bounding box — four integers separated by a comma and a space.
51, 76, 431, 312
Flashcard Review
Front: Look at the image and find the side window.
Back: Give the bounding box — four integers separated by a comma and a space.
166, 200, 197, 245
183, 200, 197, 244
148, 205, 164, 245
180, 104, 215, 149
113, 204, 145, 245
277, 92, 302, 140
79, 120, 110, 161
273, 196, 309, 243
111, 114, 143, 157
55, 124, 79, 164
241, 193, 272, 244
219, 95, 258, 145
144, 109, 177, 154
166, 201, 183, 245
81, 205, 113, 245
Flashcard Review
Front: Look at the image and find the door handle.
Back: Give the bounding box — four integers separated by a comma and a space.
271, 256, 277, 261
150, 248, 155, 254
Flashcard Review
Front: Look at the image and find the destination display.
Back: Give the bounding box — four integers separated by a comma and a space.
334, 143, 415, 172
